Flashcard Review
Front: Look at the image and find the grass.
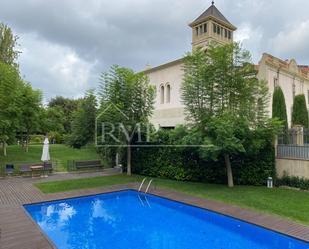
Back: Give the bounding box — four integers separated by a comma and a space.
35, 174, 309, 225
0, 144, 100, 172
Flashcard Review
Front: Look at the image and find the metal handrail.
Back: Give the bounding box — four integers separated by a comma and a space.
138, 177, 147, 192
145, 179, 153, 194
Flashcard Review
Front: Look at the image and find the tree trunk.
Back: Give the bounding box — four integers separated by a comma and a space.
3, 142, 7, 157
26, 132, 29, 153
224, 154, 234, 187
127, 145, 131, 176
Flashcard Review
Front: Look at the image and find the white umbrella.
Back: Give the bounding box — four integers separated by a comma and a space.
41, 137, 50, 162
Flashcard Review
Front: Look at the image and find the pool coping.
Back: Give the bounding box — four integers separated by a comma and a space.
2, 183, 309, 248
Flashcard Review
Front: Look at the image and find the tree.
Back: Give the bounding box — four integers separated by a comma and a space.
48, 96, 81, 134
0, 62, 21, 155
99, 65, 155, 175
272, 86, 288, 132
0, 23, 20, 68
68, 90, 97, 148
292, 94, 309, 128
182, 43, 276, 187
18, 82, 42, 152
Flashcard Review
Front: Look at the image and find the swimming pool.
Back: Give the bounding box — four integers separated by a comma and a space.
24, 190, 309, 249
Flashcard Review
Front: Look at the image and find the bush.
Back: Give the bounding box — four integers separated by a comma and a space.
48, 131, 63, 144
29, 135, 44, 144
131, 126, 275, 185
292, 94, 309, 128
276, 174, 309, 190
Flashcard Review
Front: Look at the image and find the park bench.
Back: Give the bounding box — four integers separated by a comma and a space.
74, 160, 102, 170
19, 162, 53, 176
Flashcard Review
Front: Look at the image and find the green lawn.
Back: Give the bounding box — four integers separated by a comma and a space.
0, 144, 100, 172
36, 175, 309, 225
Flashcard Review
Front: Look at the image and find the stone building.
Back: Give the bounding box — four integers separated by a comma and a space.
143, 2, 309, 129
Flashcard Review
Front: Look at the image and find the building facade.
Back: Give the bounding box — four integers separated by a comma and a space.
144, 2, 309, 129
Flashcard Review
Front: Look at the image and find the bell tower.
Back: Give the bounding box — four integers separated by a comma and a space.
189, 1, 237, 50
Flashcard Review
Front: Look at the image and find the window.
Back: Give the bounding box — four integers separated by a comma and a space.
203, 23, 207, 33
225, 29, 228, 38
166, 84, 171, 103
199, 26, 203, 35
213, 23, 216, 33
217, 25, 220, 34
195, 27, 198, 36
274, 77, 278, 88
160, 85, 164, 104
228, 31, 231, 39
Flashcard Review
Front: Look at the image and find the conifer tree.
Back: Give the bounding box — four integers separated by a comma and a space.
292, 94, 309, 128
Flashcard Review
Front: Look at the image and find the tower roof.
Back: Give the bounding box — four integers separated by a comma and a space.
189, 2, 236, 30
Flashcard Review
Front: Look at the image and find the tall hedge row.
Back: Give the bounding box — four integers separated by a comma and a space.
131, 129, 275, 186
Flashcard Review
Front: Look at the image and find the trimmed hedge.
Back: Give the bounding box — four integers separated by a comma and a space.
131, 130, 275, 186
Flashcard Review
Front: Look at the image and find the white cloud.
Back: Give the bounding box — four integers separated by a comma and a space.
270, 20, 309, 62
234, 23, 264, 62
19, 33, 98, 101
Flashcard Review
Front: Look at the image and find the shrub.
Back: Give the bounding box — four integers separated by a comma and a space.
272, 86, 288, 129
276, 174, 309, 190
292, 94, 309, 128
131, 126, 275, 185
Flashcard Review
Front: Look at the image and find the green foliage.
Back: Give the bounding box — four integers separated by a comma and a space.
98, 65, 155, 174
0, 23, 20, 68
17, 82, 42, 150
0, 62, 22, 155
272, 86, 288, 131
67, 90, 97, 148
132, 126, 275, 185
292, 94, 309, 128
276, 174, 309, 190
181, 43, 278, 186
48, 96, 81, 134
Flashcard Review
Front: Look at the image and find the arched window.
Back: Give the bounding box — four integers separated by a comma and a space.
160, 85, 165, 104
166, 84, 171, 103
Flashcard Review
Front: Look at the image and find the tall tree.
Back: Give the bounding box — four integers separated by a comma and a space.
18, 82, 42, 152
292, 94, 309, 128
68, 90, 97, 148
182, 43, 276, 187
0, 62, 21, 155
272, 86, 288, 131
48, 96, 81, 134
99, 66, 155, 175
0, 23, 20, 68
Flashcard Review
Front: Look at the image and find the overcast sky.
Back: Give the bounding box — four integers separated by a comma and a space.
1, 0, 309, 102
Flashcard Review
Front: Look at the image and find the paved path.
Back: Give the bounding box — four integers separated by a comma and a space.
0, 171, 308, 248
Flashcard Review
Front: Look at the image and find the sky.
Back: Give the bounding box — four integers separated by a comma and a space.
1, 0, 309, 102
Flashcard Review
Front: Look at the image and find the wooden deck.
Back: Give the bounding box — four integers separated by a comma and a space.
0, 174, 308, 248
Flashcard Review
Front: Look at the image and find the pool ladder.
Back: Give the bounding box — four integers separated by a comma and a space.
138, 178, 154, 194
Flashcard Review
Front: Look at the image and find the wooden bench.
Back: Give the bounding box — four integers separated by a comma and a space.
19, 163, 53, 175
74, 160, 102, 170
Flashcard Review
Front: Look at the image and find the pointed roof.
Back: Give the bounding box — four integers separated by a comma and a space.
189, 3, 236, 30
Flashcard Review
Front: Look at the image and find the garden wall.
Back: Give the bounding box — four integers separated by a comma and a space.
276, 158, 309, 179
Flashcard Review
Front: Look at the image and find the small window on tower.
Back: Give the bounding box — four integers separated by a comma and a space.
196, 27, 198, 36
217, 25, 220, 34
225, 29, 228, 38
213, 23, 216, 33
228, 31, 231, 39
203, 23, 207, 33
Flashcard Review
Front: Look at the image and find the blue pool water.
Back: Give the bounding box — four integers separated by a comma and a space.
24, 190, 309, 249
